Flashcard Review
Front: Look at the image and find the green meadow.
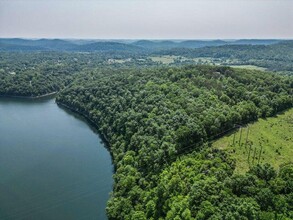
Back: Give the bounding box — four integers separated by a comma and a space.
149, 55, 178, 64
213, 108, 293, 174
231, 64, 267, 71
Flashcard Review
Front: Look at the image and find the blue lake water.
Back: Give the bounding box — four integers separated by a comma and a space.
0, 97, 113, 220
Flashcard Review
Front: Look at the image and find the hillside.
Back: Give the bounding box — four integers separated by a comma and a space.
0, 38, 283, 52
56, 65, 293, 219
131, 39, 280, 49
0, 52, 99, 97
0, 38, 77, 51
71, 41, 145, 52
154, 41, 293, 72
0, 39, 144, 52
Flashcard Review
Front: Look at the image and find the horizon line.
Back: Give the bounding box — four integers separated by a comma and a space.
1, 37, 292, 41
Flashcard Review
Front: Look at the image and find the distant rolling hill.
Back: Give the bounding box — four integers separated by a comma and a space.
0, 38, 284, 52
0, 38, 144, 52
153, 40, 293, 72
178, 40, 227, 48
230, 39, 281, 45
71, 41, 145, 52
130, 39, 281, 49
0, 43, 48, 52
0, 38, 76, 51
132, 40, 178, 49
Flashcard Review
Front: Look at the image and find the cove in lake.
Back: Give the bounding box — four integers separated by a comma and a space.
0, 97, 113, 220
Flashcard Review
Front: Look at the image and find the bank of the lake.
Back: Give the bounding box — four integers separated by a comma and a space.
0, 97, 113, 220
0, 91, 58, 99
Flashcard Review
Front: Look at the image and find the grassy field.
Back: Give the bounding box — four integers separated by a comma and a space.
150, 55, 220, 65
150, 55, 179, 64
149, 56, 246, 67
230, 65, 267, 71
213, 108, 293, 174
192, 57, 222, 64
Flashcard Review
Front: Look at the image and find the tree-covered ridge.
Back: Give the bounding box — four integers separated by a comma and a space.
0, 38, 281, 52
0, 52, 119, 97
0, 52, 160, 97
56, 65, 293, 219
154, 41, 293, 72
0, 52, 88, 96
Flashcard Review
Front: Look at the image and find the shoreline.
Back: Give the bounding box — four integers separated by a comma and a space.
56, 101, 113, 161
0, 93, 114, 167
0, 91, 58, 99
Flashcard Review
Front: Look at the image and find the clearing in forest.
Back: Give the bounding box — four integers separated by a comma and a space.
213, 108, 293, 174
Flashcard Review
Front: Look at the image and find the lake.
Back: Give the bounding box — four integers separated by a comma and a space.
0, 97, 113, 220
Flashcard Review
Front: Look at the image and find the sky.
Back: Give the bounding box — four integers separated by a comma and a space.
0, 0, 292, 39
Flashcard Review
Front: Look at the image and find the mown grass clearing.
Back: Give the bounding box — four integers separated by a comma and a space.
231, 64, 267, 71
149, 55, 178, 64
213, 108, 293, 174
192, 57, 218, 64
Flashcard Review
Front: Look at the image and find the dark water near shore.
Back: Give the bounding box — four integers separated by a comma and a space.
0, 97, 113, 220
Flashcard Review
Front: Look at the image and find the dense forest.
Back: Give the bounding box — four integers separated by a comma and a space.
1, 40, 293, 219
56, 65, 293, 219
0, 52, 86, 96
0, 52, 135, 96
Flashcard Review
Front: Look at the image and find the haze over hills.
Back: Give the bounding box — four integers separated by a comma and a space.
131, 39, 281, 49
0, 38, 283, 52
